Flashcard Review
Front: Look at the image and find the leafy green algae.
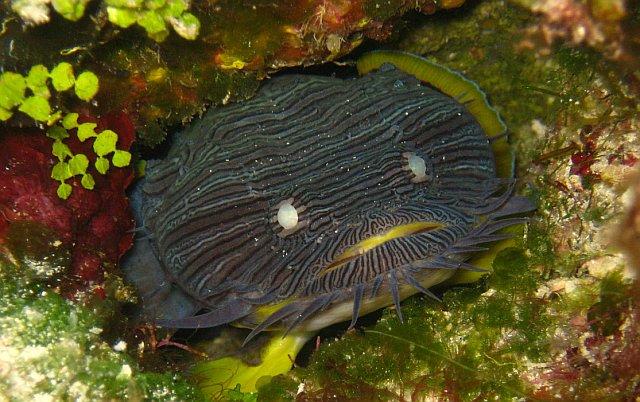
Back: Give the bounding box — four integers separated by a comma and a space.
3, 0, 472, 146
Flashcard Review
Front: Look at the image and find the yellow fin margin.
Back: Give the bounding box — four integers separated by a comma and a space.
192, 332, 311, 396
356, 50, 506, 137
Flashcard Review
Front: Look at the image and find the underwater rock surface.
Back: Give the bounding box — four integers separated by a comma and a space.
1, 0, 470, 145
125, 66, 530, 341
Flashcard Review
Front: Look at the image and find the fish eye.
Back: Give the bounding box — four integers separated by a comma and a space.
271, 198, 308, 237
403, 152, 431, 183
277, 202, 298, 229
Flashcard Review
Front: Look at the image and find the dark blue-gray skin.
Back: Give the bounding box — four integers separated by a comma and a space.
123, 65, 533, 343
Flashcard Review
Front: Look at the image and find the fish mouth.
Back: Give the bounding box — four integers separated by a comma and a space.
317, 221, 445, 278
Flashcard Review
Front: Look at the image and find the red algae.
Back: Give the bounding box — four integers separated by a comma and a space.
0, 112, 135, 296
530, 279, 640, 401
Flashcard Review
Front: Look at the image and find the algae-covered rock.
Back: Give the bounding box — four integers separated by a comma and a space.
0, 114, 136, 296
1, 0, 469, 146
512, 0, 639, 67
0, 257, 202, 401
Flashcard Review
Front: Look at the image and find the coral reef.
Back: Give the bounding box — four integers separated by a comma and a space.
513, 0, 639, 68
0, 258, 202, 400
0, 112, 201, 400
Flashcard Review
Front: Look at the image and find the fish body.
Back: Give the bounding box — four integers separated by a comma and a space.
124, 63, 531, 340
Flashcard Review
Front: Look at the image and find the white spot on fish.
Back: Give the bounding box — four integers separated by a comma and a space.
404, 152, 429, 183
277, 201, 299, 230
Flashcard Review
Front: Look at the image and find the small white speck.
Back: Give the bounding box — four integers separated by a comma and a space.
88, 327, 103, 335
113, 340, 127, 352
33, 394, 54, 402
117, 364, 133, 379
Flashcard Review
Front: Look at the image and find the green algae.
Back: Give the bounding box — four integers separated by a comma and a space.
9, 0, 201, 41
0, 222, 200, 400
254, 247, 633, 400
270, 248, 547, 400
254, 376, 299, 402
0, 61, 99, 124
2, 0, 470, 146
0, 248, 203, 401
588, 270, 629, 336
91, 33, 262, 146
105, 0, 201, 42
0, 62, 129, 198
398, 2, 613, 131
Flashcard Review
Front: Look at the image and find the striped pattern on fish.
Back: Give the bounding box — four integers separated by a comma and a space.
125, 66, 531, 338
